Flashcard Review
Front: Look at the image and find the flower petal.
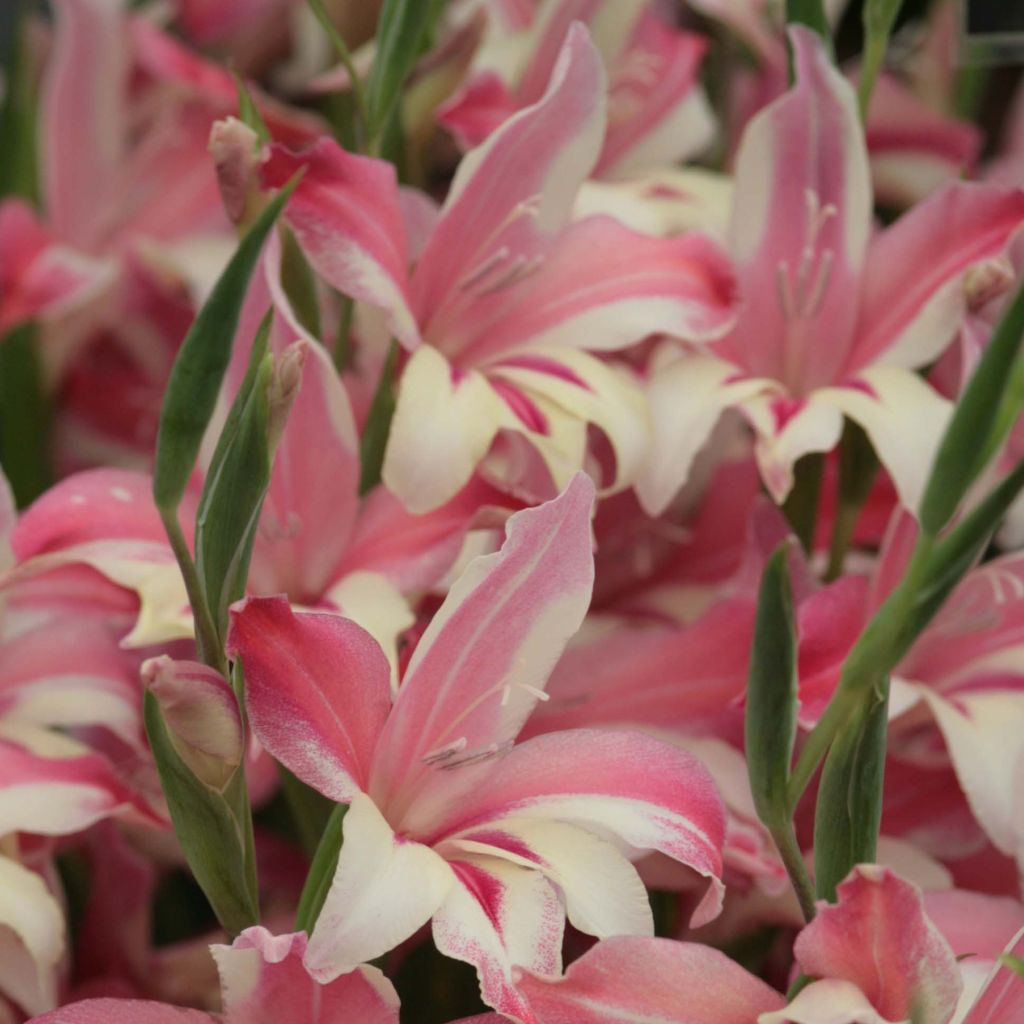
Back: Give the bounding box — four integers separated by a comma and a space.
304, 793, 454, 980
432, 855, 564, 1020
513, 935, 786, 1023
212, 927, 400, 1024
227, 597, 393, 803
370, 475, 595, 813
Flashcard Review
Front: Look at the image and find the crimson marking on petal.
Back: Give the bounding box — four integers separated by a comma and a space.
450, 859, 506, 930
490, 379, 550, 434
463, 830, 545, 865
771, 396, 807, 432
496, 355, 593, 390
846, 378, 879, 400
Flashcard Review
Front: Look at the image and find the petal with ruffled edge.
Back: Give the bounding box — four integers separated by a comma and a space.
304, 794, 454, 981
212, 927, 399, 1024
420, 728, 726, 928
227, 597, 392, 803
513, 935, 786, 1023
432, 855, 563, 1021
793, 865, 962, 1023
370, 475, 595, 815
0, 855, 64, 1018
443, 818, 653, 939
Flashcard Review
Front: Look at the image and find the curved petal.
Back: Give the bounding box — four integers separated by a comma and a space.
412, 25, 606, 337
817, 367, 953, 513
637, 347, 769, 515
212, 927, 399, 1024
853, 183, 1024, 372
432, 855, 563, 1021
513, 935, 786, 1023
227, 597, 393, 803
760, 979, 896, 1024
382, 346, 505, 514
261, 140, 418, 350
444, 818, 653, 939
304, 794, 454, 981
597, 18, 714, 180
422, 728, 727, 928
0, 855, 64, 1018
370, 475, 595, 814
794, 865, 962, 1024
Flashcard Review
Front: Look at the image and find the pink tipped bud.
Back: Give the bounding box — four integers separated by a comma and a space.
267, 340, 307, 456
209, 117, 262, 226
143, 655, 243, 791
964, 257, 1014, 313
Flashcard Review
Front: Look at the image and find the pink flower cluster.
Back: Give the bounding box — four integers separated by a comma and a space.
2, 0, 1024, 1022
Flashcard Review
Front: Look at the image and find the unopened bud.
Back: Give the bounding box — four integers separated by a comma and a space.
143, 656, 243, 791
964, 258, 1014, 313
267, 340, 307, 456
209, 117, 263, 227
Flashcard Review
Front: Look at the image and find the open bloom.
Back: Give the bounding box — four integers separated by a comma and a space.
266, 25, 736, 513
438, 0, 715, 180
228, 475, 726, 1019
31, 927, 400, 1024
638, 26, 1024, 515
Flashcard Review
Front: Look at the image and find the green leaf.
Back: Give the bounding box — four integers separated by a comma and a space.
858, 0, 904, 117
366, 0, 446, 144
920, 275, 1024, 536
153, 176, 300, 514
745, 543, 799, 829
234, 73, 271, 145
359, 339, 400, 494
0, 324, 52, 506
999, 953, 1024, 979
144, 691, 259, 936
196, 334, 274, 643
307, 0, 370, 146
813, 687, 889, 901
781, 453, 824, 553
280, 228, 322, 341
296, 802, 347, 933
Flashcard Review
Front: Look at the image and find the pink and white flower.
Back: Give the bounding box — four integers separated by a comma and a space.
227, 475, 727, 1018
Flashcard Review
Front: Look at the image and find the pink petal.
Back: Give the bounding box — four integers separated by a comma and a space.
794, 865, 962, 1023
424, 728, 727, 928
411, 25, 605, 344
227, 597, 393, 803
723, 25, 870, 394
513, 935, 786, 1023
963, 929, 1024, 1024
304, 794, 454, 980
369, 475, 595, 812
446, 215, 736, 365
212, 927, 400, 1023
261, 140, 419, 350
596, 17, 714, 180
29, 1001, 213, 1023
432, 855, 564, 1020
853, 183, 1024, 373
42, 0, 128, 248
439, 72, 519, 151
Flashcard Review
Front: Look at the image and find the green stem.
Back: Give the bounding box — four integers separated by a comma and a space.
782, 453, 824, 553
857, 36, 886, 119
334, 296, 355, 373
160, 510, 226, 675
770, 818, 818, 923
308, 0, 370, 148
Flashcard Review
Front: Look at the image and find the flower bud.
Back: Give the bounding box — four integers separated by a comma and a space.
142, 656, 243, 791
267, 340, 307, 457
209, 117, 262, 227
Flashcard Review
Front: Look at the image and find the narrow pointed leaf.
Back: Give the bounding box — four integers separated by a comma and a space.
813, 688, 889, 901
234, 74, 270, 145
153, 176, 299, 513
296, 802, 348, 933
920, 275, 1024, 535
359, 339, 399, 494
745, 543, 799, 828
858, 0, 904, 116
0, 323, 51, 506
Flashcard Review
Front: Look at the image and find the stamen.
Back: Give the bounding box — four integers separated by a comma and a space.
422, 736, 468, 765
